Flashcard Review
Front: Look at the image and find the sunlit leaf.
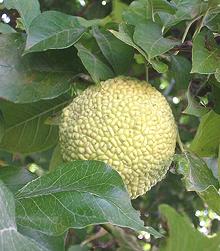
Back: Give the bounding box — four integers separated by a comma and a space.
15, 161, 161, 237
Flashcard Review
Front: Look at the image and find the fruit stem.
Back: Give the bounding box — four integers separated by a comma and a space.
177, 131, 185, 153
145, 60, 149, 82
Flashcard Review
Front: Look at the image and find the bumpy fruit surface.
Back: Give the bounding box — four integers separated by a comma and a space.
59, 77, 177, 198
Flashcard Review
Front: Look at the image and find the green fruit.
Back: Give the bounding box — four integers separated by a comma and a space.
59, 77, 177, 198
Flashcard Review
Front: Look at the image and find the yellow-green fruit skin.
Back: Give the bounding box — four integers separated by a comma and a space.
59, 77, 177, 198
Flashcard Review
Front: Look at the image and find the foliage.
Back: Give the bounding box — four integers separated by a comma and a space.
0, 0, 220, 250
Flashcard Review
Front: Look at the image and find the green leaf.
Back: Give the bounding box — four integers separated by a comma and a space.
169, 55, 191, 89
75, 37, 114, 83
150, 58, 168, 73
0, 95, 70, 154
175, 152, 220, 215
192, 29, 220, 74
110, 23, 147, 60
18, 226, 65, 251
0, 22, 16, 33
152, 0, 177, 14
92, 26, 134, 75
25, 11, 86, 54
218, 145, 220, 181
208, 0, 220, 8
0, 180, 47, 251
159, 204, 220, 251
68, 245, 89, 251
183, 84, 209, 117
15, 160, 161, 238
0, 166, 37, 193
190, 111, 220, 156
49, 144, 64, 171
133, 21, 179, 59
122, 0, 176, 26
0, 33, 79, 103
175, 152, 219, 191
210, 83, 220, 114
200, 185, 220, 215
111, 0, 128, 23
158, 0, 207, 30
3, 0, 40, 31
205, 12, 220, 33
122, 0, 152, 25
215, 68, 220, 82
0, 111, 5, 142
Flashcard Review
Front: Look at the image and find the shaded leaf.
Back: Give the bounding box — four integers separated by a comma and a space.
201, 185, 220, 215
159, 204, 220, 251
0, 33, 79, 103
68, 245, 89, 251
75, 35, 114, 83
0, 111, 5, 142
150, 58, 168, 73
133, 21, 179, 59
158, 0, 207, 30
15, 161, 161, 237
122, 0, 152, 25
215, 68, 220, 82
192, 29, 220, 74
122, 0, 176, 26
208, 0, 220, 8
205, 12, 220, 33
25, 11, 87, 54
0, 180, 47, 251
190, 111, 220, 156
170, 55, 191, 89
0, 95, 70, 154
153, 0, 177, 14
183, 84, 209, 117
109, 0, 128, 23
175, 152, 220, 215
0, 166, 37, 193
175, 152, 219, 191
210, 83, 220, 114
18, 226, 65, 251
110, 23, 147, 60
3, 0, 40, 30
92, 26, 134, 75
0, 22, 16, 33
49, 144, 64, 171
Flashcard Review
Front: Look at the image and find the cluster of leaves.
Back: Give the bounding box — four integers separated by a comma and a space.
0, 0, 220, 250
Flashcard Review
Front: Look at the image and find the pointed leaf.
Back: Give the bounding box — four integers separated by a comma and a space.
110, 23, 147, 60
92, 26, 134, 74
25, 11, 86, 54
192, 29, 220, 74
133, 21, 179, 59
75, 42, 114, 83
15, 161, 161, 238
